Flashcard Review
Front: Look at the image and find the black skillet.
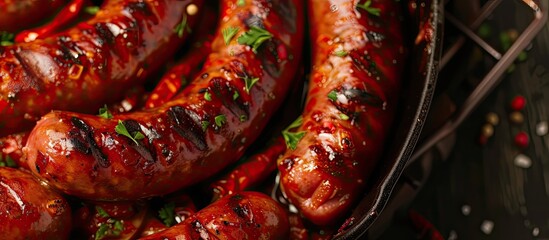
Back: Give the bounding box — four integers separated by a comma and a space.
333, 0, 444, 238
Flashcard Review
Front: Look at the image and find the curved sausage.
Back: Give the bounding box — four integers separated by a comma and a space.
277, 0, 406, 226
0, 167, 72, 239
0, 0, 67, 32
140, 192, 290, 240
0, 0, 203, 136
24, 0, 304, 200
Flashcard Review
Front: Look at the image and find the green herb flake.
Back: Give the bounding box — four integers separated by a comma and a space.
158, 202, 176, 227
328, 90, 338, 101
98, 105, 113, 119
237, 26, 273, 53
84, 6, 100, 15
233, 91, 240, 100
0, 31, 14, 46
222, 26, 239, 45
356, 0, 381, 16
339, 113, 350, 120
237, 0, 245, 6
201, 121, 210, 131
115, 120, 144, 144
333, 50, 348, 57
174, 14, 192, 38
95, 223, 109, 240
215, 115, 227, 127
96, 206, 110, 218
0, 155, 17, 168
241, 76, 259, 93
204, 91, 212, 101
239, 115, 247, 122
282, 116, 306, 150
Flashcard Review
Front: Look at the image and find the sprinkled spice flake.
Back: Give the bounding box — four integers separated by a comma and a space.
237, 26, 273, 53
84, 6, 100, 15
328, 90, 338, 101
333, 50, 348, 57
240, 75, 259, 93
356, 0, 381, 16
282, 116, 306, 150
204, 91, 212, 101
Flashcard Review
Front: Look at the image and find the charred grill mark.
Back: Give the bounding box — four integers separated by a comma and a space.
274, 0, 297, 32
210, 78, 249, 120
121, 120, 156, 163
167, 106, 208, 151
310, 144, 344, 177
125, 1, 152, 16
341, 86, 384, 108
245, 15, 265, 29
232, 204, 250, 219
70, 117, 110, 168
94, 23, 116, 45
259, 40, 281, 77
13, 51, 43, 92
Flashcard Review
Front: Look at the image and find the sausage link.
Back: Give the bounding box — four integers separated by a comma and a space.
140, 192, 290, 240
0, 0, 67, 32
277, 0, 406, 225
0, 0, 203, 136
24, 0, 304, 200
0, 167, 72, 239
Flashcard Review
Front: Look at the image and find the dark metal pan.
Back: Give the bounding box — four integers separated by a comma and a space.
333, 0, 444, 238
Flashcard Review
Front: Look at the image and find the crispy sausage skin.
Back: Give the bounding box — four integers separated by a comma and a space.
277, 0, 406, 226
140, 192, 290, 240
0, 0, 202, 136
0, 0, 67, 32
24, 0, 304, 200
0, 167, 72, 239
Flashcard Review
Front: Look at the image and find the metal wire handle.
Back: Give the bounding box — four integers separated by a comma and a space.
408, 0, 547, 166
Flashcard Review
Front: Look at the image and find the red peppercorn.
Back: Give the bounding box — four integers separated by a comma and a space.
511, 95, 526, 111
514, 131, 529, 148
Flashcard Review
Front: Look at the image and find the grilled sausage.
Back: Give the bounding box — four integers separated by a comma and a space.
277, 0, 406, 226
24, 0, 304, 200
0, 167, 71, 239
0, 0, 203, 136
0, 0, 67, 32
140, 192, 290, 240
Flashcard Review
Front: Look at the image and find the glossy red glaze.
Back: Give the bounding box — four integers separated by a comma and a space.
25, 0, 304, 200
0, 0, 202, 136
0, 0, 67, 32
277, 0, 407, 226
0, 132, 28, 169
141, 192, 290, 240
0, 167, 71, 239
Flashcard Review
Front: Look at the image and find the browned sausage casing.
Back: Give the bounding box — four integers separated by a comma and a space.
277, 0, 406, 225
0, 0, 202, 136
0, 0, 67, 32
140, 192, 290, 240
0, 167, 72, 239
24, 0, 304, 200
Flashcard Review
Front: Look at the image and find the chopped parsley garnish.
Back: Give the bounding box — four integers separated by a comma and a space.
356, 0, 381, 16
0, 31, 14, 46
328, 90, 338, 101
237, 26, 273, 52
0, 155, 17, 168
204, 91, 212, 101
237, 0, 245, 6
158, 202, 176, 227
96, 206, 110, 218
233, 91, 239, 100
201, 121, 210, 131
339, 113, 350, 120
239, 115, 247, 122
241, 75, 259, 93
95, 219, 124, 240
222, 26, 239, 45
282, 116, 306, 150
333, 50, 348, 57
97, 105, 113, 119
215, 115, 227, 127
115, 120, 145, 144
174, 14, 191, 38
84, 6, 100, 15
